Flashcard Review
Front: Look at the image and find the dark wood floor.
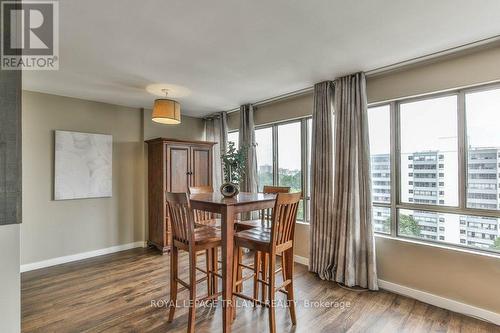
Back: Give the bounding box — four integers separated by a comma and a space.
22, 248, 498, 333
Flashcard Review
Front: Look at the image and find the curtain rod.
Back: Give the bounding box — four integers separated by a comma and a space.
224, 35, 500, 115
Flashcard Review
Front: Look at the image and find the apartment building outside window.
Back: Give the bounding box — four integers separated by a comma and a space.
368, 83, 500, 254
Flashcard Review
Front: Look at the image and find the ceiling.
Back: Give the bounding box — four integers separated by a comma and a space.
23, 0, 500, 117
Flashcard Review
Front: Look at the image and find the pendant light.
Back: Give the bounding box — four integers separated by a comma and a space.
152, 89, 181, 124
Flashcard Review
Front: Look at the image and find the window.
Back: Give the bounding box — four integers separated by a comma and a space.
255, 127, 273, 192
369, 84, 500, 254
277, 122, 304, 220
228, 131, 239, 148
368, 105, 391, 234
465, 87, 500, 212
243, 118, 312, 222
277, 122, 302, 192
399, 95, 458, 207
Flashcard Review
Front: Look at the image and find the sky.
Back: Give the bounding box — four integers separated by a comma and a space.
369, 88, 500, 154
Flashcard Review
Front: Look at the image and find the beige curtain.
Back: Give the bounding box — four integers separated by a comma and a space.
239, 104, 258, 194
205, 112, 228, 191
331, 72, 378, 290
309, 75, 378, 290
309, 81, 336, 279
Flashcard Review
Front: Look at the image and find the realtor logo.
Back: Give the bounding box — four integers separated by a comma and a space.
1, 0, 59, 70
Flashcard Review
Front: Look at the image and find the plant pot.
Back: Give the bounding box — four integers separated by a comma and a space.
220, 182, 239, 198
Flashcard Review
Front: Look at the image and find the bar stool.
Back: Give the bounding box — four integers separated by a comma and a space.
232, 192, 301, 333
166, 192, 222, 333
234, 185, 290, 300
188, 186, 222, 295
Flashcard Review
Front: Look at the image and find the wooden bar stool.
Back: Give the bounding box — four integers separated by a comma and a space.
232, 192, 301, 333
166, 192, 222, 333
234, 185, 290, 299
188, 186, 221, 295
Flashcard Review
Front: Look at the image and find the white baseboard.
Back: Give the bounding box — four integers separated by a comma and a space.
292, 255, 498, 325
20, 241, 146, 273
378, 280, 500, 326
294, 255, 309, 266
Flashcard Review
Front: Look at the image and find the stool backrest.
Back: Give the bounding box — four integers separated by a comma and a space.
189, 186, 214, 194
261, 185, 291, 224
166, 192, 195, 245
188, 186, 216, 221
262, 185, 291, 194
270, 192, 301, 248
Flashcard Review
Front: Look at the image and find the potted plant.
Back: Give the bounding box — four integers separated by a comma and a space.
220, 142, 247, 197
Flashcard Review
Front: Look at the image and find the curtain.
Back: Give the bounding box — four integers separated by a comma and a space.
239, 104, 258, 194
309, 74, 378, 290
309, 81, 336, 279
331, 72, 378, 290
204, 112, 228, 191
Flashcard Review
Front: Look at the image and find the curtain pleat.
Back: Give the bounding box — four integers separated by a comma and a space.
309, 81, 336, 280
332, 72, 378, 290
204, 112, 228, 192
239, 104, 258, 219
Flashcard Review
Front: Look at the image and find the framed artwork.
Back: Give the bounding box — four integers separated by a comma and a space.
54, 130, 112, 200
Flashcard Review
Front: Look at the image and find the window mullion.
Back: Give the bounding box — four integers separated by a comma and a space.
301, 119, 308, 221
272, 125, 278, 186
458, 91, 467, 210
390, 101, 399, 237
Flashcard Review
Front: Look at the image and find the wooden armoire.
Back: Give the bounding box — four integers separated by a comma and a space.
146, 138, 215, 253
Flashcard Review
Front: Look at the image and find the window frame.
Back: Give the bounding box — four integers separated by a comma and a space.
371, 82, 500, 255
230, 116, 313, 223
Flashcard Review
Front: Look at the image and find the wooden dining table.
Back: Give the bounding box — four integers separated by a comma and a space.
189, 191, 276, 333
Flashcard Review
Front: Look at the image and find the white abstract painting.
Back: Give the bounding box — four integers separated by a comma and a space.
54, 131, 112, 200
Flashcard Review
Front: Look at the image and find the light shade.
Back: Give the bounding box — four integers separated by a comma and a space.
152, 99, 181, 124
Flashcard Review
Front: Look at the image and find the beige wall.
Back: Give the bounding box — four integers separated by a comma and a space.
21, 91, 145, 265
0, 224, 20, 333
367, 44, 500, 103
229, 44, 500, 314
20, 94, 208, 267
143, 108, 205, 141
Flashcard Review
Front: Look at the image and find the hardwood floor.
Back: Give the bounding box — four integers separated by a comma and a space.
22, 248, 498, 333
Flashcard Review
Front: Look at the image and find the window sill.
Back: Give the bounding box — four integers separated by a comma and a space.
295, 220, 310, 226
374, 233, 500, 259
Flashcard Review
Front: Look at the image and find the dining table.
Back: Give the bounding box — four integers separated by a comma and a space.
189, 191, 277, 333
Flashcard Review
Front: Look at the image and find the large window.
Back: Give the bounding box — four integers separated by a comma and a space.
255, 127, 273, 192
231, 118, 312, 222
368, 84, 500, 254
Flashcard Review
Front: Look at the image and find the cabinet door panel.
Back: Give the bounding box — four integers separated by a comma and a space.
191, 147, 211, 187
168, 146, 190, 192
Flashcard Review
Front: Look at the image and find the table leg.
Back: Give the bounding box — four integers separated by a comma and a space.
221, 206, 235, 333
